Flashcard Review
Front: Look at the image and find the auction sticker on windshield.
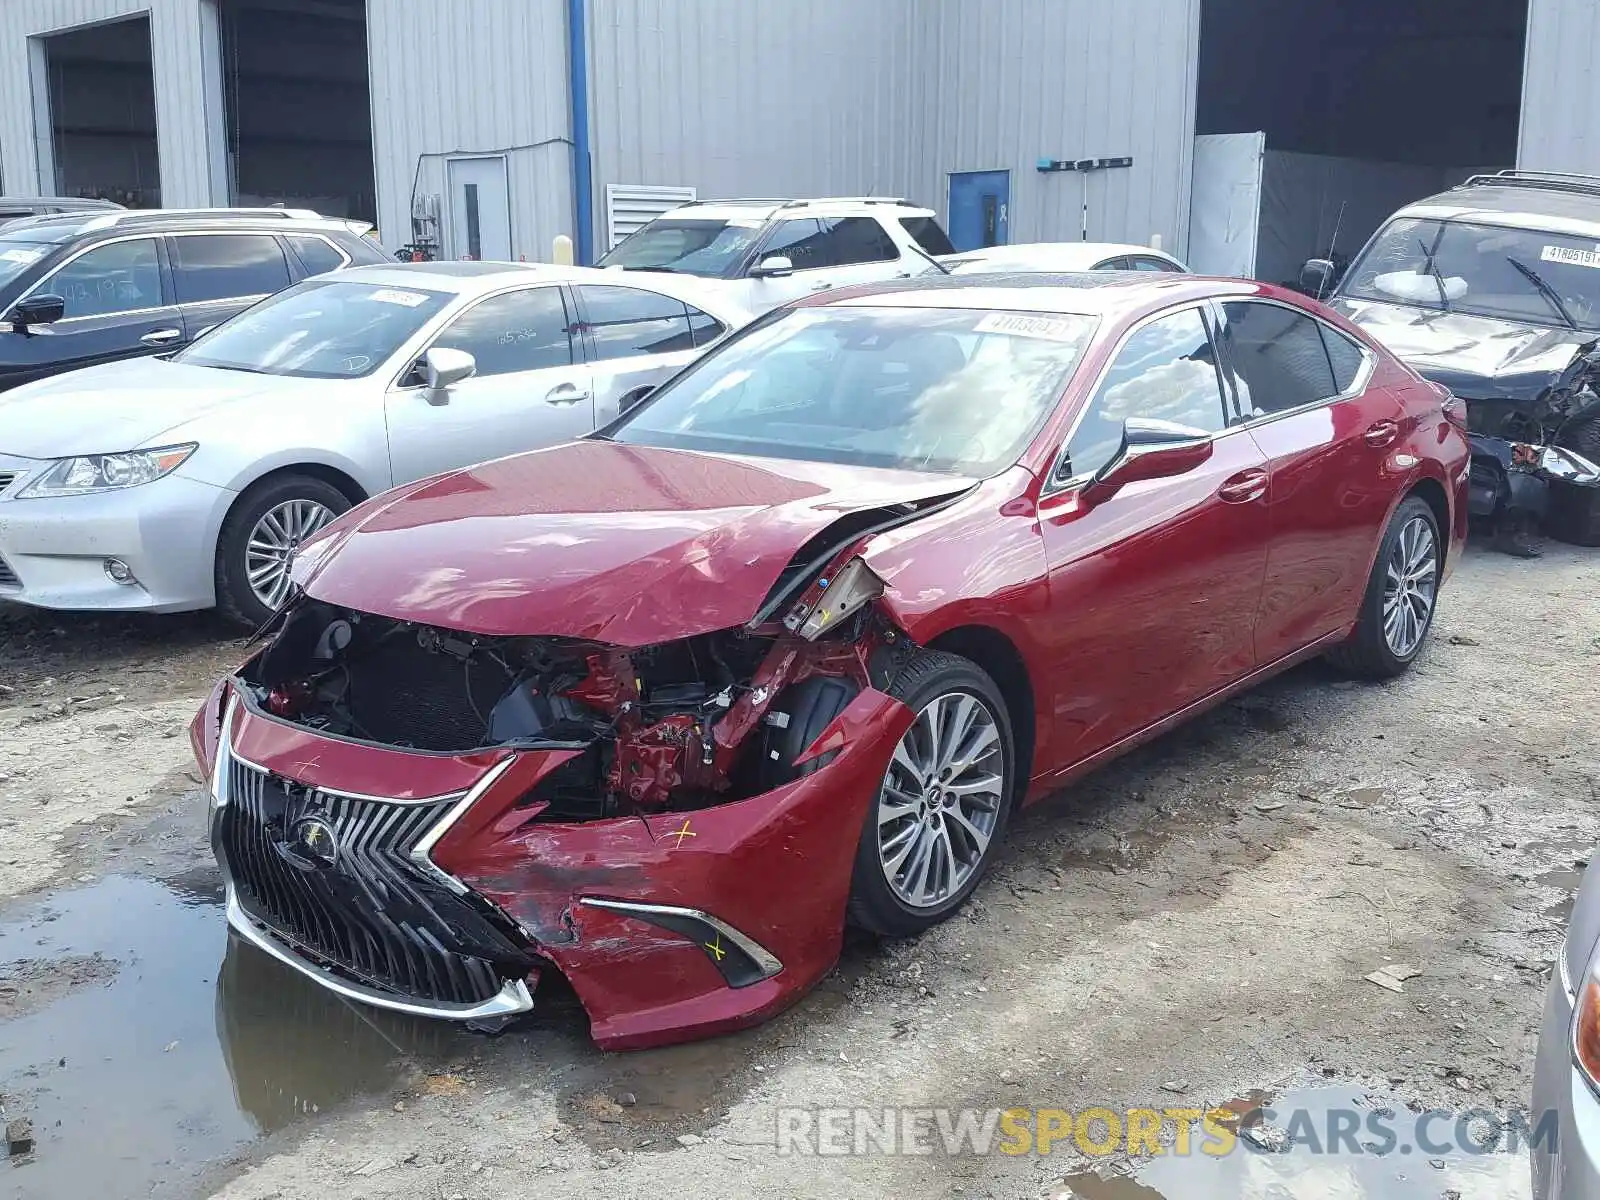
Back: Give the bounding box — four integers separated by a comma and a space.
367, 288, 429, 307
0, 248, 45, 264
974, 312, 1087, 343
1540, 245, 1600, 269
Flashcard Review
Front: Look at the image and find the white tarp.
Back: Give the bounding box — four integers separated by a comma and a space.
1188, 132, 1265, 278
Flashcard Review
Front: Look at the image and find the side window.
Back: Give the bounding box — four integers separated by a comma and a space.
818, 216, 900, 265
41, 238, 162, 318
1092, 257, 1133, 271
1062, 308, 1226, 481
431, 286, 572, 377
577, 285, 694, 360
1131, 256, 1179, 273
1320, 324, 1368, 393
899, 216, 956, 257
758, 219, 828, 271
287, 235, 348, 277
171, 234, 292, 304
1219, 300, 1337, 419
686, 305, 726, 347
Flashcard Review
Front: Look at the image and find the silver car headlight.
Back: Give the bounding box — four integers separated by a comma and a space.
18, 443, 197, 498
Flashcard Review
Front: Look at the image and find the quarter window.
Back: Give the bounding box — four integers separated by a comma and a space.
287, 235, 349, 277
42, 238, 162, 318
1321, 324, 1368, 393
899, 216, 956, 257
431, 286, 573, 377
1219, 301, 1339, 419
1062, 308, 1227, 480
577, 285, 696, 360
172, 234, 292, 304
686, 305, 726, 347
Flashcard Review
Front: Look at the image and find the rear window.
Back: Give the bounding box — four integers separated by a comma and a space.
899, 216, 955, 256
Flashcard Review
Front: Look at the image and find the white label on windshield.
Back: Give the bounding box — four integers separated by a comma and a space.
1540, 245, 1600, 269
974, 312, 1082, 342
0, 248, 44, 264
367, 288, 428, 307
725, 217, 764, 228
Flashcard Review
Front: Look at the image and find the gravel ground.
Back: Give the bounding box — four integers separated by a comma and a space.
0, 540, 1594, 1199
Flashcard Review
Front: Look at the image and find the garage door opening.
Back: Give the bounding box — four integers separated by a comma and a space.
37, 16, 161, 206
219, 0, 375, 222
1191, 0, 1529, 282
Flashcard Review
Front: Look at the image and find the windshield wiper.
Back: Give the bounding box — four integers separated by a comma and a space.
1505, 255, 1580, 330
1417, 236, 1451, 312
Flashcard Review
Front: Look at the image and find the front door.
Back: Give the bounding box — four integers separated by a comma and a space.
447, 157, 512, 262
384, 285, 594, 483
1034, 305, 1271, 772
1212, 298, 1406, 661
948, 171, 1010, 252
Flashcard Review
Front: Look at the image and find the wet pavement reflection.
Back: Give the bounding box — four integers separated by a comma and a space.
0, 874, 471, 1199
1057, 1086, 1529, 1200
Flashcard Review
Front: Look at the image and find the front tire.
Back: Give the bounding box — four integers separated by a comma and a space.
215, 475, 350, 628
1326, 495, 1441, 679
846, 651, 1015, 937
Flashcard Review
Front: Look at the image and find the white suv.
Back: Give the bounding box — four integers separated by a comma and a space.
597, 197, 955, 313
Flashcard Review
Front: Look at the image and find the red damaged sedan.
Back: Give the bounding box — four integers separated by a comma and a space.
190, 272, 1469, 1049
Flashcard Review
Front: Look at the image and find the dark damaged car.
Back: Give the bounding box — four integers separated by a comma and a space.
190, 272, 1469, 1048
1304, 170, 1600, 555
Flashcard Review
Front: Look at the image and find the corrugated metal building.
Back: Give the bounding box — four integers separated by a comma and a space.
0, 0, 1591, 268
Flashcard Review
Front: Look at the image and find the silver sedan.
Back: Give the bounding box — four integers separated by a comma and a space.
0, 262, 752, 625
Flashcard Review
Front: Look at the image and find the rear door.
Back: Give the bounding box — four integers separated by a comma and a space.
384, 284, 593, 483
168, 231, 295, 344
571, 283, 727, 425
1212, 298, 1399, 661
0, 235, 180, 386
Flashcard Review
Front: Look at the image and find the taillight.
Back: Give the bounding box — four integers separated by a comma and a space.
1576, 978, 1600, 1088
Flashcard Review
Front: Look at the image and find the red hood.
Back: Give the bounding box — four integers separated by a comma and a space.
293, 440, 973, 643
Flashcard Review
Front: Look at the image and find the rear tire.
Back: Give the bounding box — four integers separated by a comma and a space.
215, 474, 351, 628
1326, 496, 1440, 679
846, 651, 1015, 938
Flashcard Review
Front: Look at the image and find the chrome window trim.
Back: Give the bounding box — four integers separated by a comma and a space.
1212, 296, 1378, 432
5, 232, 168, 325
1041, 298, 1226, 496
578, 897, 784, 978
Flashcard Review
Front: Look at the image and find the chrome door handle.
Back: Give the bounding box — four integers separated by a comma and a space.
1364, 420, 1399, 448
809, 281, 836, 291
1218, 468, 1268, 504
141, 328, 182, 346
544, 384, 591, 406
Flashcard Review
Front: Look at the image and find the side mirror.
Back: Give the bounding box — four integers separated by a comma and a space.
10, 294, 65, 331
618, 384, 655, 415
1082, 417, 1214, 505
751, 254, 795, 279
1300, 258, 1335, 300
420, 347, 476, 403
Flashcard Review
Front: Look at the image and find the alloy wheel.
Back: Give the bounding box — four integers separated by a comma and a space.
877, 691, 1006, 909
246, 498, 335, 612
1382, 515, 1438, 659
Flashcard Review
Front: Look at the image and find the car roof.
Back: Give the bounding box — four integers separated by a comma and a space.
330, 261, 757, 317
1397, 180, 1600, 238
0, 208, 370, 244
657, 197, 936, 222
947, 242, 1185, 269
807, 270, 1258, 317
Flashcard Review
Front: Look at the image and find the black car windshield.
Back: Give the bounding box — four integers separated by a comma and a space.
598, 218, 765, 276
609, 305, 1097, 476
0, 239, 54, 290
174, 279, 452, 378
1342, 216, 1600, 330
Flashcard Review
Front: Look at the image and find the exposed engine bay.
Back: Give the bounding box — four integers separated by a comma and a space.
1464, 338, 1600, 457
238, 557, 916, 821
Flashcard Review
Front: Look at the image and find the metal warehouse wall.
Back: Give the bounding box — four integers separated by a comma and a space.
586, 0, 1200, 255
0, 0, 225, 205
367, 0, 573, 258
1520, 0, 1600, 174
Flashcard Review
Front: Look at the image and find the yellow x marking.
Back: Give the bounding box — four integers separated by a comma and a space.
704, 933, 726, 961
668, 818, 697, 848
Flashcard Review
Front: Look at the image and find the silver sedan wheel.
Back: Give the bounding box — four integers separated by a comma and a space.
877, 691, 1005, 909
246, 499, 335, 611
1382, 515, 1438, 659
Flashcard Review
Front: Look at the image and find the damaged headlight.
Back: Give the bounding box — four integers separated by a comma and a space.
19, 443, 197, 498
784, 556, 886, 639
1540, 445, 1600, 485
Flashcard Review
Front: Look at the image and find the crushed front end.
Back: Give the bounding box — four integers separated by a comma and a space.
191, 565, 918, 1048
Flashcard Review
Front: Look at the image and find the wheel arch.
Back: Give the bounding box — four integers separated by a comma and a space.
924, 623, 1037, 802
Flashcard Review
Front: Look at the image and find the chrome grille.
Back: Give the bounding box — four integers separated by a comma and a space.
0, 555, 18, 589
218, 758, 533, 1008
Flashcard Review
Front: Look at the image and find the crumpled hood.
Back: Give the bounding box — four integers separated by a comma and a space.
293, 439, 974, 643
0, 356, 327, 458
1333, 297, 1594, 404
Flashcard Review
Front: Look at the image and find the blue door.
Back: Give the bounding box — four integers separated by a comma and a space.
948, 170, 1010, 251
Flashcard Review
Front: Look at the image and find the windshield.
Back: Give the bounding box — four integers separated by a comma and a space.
598, 218, 765, 276
0, 240, 53, 291
1341, 216, 1600, 330
174, 279, 452, 378
609, 305, 1097, 476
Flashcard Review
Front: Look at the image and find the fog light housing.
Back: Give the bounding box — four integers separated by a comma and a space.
103, 558, 137, 586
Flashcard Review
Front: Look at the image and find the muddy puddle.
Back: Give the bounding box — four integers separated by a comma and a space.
1056, 1085, 1530, 1200
0, 874, 477, 1199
